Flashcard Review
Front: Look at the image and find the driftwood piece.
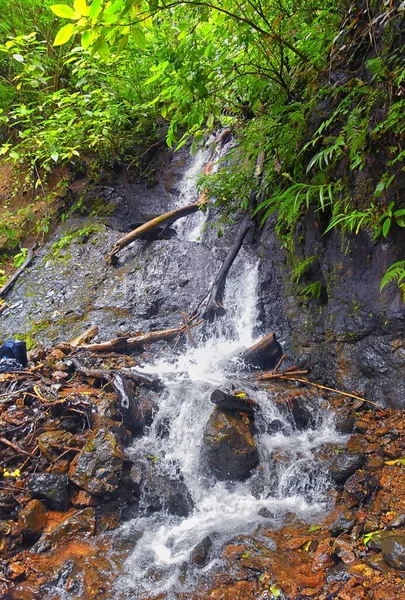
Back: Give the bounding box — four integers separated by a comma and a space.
69, 325, 99, 348
203, 213, 251, 321
79, 321, 203, 352
241, 332, 283, 370
210, 389, 257, 414
0, 248, 34, 298
107, 202, 206, 263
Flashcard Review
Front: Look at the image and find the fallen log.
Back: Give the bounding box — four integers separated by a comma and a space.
210, 389, 257, 414
0, 247, 34, 298
241, 332, 283, 370
203, 212, 251, 321
78, 321, 203, 352
107, 201, 206, 264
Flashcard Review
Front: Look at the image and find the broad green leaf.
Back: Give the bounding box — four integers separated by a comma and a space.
382, 218, 391, 237
53, 23, 76, 46
51, 4, 80, 19
51, 152, 59, 162
132, 28, 146, 50
93, 37, 110, 59
74, 0, 90, 16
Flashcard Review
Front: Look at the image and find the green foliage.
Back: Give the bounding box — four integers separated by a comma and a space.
380, 261, 405, 299
299, 282, 322, 301
291, 256, 317, 284
13, 247, 28, 268
326, 202, 405, 240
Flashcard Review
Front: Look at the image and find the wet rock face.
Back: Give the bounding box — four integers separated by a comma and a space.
257, 213, 405, 408
324, 449, 365, 485
129, 457, 194, 517
68, 424, 124, 496
0, 218, 218, 347
27, 474, 69, 511
203, 409, 259, 481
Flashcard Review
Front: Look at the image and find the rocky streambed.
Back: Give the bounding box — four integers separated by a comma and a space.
1, 339, 405, 600
1, 144, 405, 599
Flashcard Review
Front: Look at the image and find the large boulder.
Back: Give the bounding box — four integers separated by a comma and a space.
68, 423, 124, 496
203, 409, 259, 481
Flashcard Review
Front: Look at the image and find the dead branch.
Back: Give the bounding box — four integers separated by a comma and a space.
203, 212, 251, 321
257, 372, 380, 408
107, 201, 206, 264
0, 436, 36, 458
0, 247, 34, 298
78, 321, 204, 352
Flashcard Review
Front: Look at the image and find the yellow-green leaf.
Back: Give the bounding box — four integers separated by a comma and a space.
53, 23, 76, 46
93, 36, 109, 59
74, 0, 90, 16
89, 0, 103, 21
81, 30, 92, 49
385, 458, 405, 466
51, 4, 80, 19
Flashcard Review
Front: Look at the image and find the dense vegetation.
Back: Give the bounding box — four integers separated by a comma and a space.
0, 0, 404, 296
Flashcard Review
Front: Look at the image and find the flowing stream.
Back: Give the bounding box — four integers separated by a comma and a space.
112, 150, 345, 599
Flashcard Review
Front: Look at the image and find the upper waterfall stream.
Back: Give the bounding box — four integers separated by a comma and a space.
109, 151, 345, 599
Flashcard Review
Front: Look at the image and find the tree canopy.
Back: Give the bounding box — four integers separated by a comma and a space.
0, 0, 404, 295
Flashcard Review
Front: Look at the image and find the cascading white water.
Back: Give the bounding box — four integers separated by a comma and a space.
114, 256, 343, 599
173, 149, 209, 242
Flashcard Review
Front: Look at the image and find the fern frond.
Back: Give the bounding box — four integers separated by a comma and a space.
380, 261, 405, 293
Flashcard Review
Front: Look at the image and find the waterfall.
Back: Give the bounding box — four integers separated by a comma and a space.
112, 150, 344, 597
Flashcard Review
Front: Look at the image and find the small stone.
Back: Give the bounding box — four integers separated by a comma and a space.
27, 473, 69, 511
190, 536, 213, 567
367, 456, 385, 471
31, 507, 95, 554
18, 500, 47, 540
328, 451, 364, 485
381, 534, 405, 569
328, 509, 355, 537
70, 490, 99, 508
333, 539, 355, 563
